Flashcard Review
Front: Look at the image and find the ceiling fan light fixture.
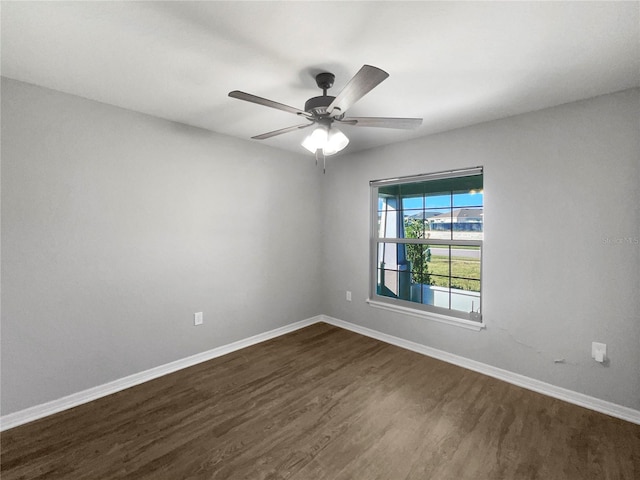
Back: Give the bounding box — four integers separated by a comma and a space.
301, 125, 328, 153
323, 127, 349, 156
301, 125, 349, 156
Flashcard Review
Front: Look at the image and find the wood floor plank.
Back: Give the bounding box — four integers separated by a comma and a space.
2, 323, 639, 479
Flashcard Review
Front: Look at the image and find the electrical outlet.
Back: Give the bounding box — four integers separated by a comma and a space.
346, 291, 352, 302
194, 312, 203, 326
592, 342, 606, 363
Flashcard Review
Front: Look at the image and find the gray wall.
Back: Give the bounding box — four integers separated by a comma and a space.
2, 78, 638, 416
321, 88, 640, 410
1, 78, 324, 415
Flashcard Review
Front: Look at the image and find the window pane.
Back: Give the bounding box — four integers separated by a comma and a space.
450, 205, 483, 241
404, 210, 425, 239
449, 287, 481, 314
425, 208, 452, 240
460, 279, 481, 294
378, 242, 402, 270
425, 193, 451, 209
427, 246, 450, 284
378, 197, 399, 238
378, 268, 399, 298
450, 246, 481, 286
453, 191, 483, 208
401, 195, 423, 211
377, 242, 410, 299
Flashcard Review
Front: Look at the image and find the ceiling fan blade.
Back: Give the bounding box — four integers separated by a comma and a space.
327, 65, 389, 116
251, 123, 314, 140
337, 116, 423, 129
229, 91, 311, 118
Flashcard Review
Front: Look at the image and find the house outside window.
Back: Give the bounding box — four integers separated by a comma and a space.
369, 167, 484, 325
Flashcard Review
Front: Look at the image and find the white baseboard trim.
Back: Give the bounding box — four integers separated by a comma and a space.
320, 315, 640, 425
3, 314, 638, 431
0, 316, 322, 432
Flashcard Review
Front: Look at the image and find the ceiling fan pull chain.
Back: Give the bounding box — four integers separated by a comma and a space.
314, 149, 326, 173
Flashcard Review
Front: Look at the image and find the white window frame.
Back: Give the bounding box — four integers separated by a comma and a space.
367, 167, 485, 331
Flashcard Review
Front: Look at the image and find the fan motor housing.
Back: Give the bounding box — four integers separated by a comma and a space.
304, 95, 335, 115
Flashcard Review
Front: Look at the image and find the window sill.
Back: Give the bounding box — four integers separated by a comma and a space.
366, 298, 486, 331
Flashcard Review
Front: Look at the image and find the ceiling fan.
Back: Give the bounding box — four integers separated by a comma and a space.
229, 65, 422, 170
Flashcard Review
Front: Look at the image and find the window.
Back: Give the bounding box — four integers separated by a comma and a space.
369, 167, 484, 325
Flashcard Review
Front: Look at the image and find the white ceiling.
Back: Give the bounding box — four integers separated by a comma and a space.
2, 1, 639, 155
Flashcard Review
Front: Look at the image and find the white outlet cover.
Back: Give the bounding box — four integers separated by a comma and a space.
591, 341, 606, 359
346, 291, 352, 301
194, 312, 203, 326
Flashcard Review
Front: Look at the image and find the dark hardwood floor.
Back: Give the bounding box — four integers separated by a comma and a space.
2, 322, 639, 479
